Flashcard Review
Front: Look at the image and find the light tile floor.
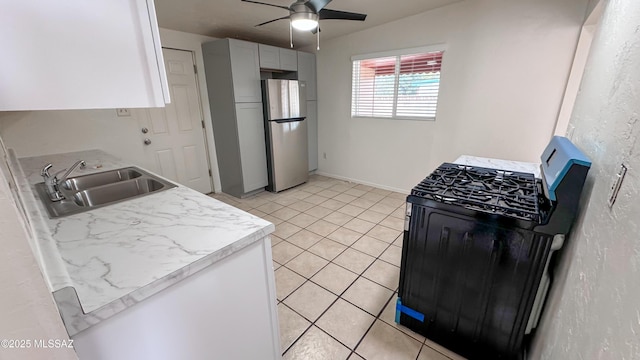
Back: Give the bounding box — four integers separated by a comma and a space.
211, 175, 465, 360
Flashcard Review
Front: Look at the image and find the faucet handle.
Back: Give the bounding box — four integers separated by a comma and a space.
52, 168, 68, 180
41, 163, 53, 178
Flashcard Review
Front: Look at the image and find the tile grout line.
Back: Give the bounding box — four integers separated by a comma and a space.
281, 226, 403, 358
273, 202, 403, 269
277, 232, 357, 354
278, 229, 395, 354
278, 228, 401, 301
340, 234, 406, 359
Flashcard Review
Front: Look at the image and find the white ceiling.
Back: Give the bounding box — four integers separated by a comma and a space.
155, 0, 463, 48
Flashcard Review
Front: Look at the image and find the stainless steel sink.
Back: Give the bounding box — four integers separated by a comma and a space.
73, 178, 165, 207
62, 168, 142, 191
35, 167, 176, 218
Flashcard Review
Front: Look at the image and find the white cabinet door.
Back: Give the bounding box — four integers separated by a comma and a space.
0, 0, 169, 111
229, 40, 262, 103
279, 48, 298, 71
258, 44, 281, 70
235, 103, 268, 192
307, 100, 318, 171
297, 51, 317, 100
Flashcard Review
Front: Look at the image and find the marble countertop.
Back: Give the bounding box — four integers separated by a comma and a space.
453, 155, 541, 178
9, 149, 274, 335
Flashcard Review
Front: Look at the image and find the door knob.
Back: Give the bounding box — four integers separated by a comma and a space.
141, 127, 149, 134
144, 139, 152, 145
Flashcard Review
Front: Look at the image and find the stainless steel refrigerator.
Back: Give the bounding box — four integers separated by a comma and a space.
262, 79, 309, 192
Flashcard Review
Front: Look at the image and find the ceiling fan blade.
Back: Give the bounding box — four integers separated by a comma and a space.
319, 8, 367, 21
305, 0, 332, 13
241, 0, 290, 11
255, 16, 291, 27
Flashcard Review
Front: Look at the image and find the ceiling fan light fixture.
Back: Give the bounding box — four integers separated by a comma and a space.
290, 12, 318, 31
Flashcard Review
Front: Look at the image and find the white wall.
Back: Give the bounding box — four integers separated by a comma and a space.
0, 28, 222, 192
554, 0, 604, 136
0, 139, 76, 360
0, 109, 147, 165
586, 0, 602, 15
531, 0, 640, 358
315, 0, 589, 192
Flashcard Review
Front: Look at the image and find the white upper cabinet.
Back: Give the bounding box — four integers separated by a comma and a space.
279, 49, 298, 71
259, 45, 298, 71
0, 0, 170, 111
229, 40, 262, 103
297, 52, 317, 100
258, 45, 281, 70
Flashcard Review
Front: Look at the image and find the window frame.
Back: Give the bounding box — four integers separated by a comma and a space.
350, 44, 447, 121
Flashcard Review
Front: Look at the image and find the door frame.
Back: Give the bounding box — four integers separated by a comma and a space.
154, 30, 223, 193
163, 46, 215, 194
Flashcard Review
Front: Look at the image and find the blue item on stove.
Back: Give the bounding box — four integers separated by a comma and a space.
540, 136, 592, 201
535, 136, 591, 235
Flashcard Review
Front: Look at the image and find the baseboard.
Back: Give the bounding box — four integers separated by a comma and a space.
314, 171, 409, 194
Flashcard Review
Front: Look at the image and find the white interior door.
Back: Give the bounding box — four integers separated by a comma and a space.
139, 48, 212, 194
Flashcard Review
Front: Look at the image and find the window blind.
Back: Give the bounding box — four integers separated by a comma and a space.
351, 50, 444, 120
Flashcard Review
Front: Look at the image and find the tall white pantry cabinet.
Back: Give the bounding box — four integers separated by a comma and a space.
297, 51, 318, 171
202, 39, 268, 198
0, 0, 170, 111
202, 39, 318, 198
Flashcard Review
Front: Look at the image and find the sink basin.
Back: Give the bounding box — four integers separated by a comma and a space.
62, 168, 142, 191
35, 166, 176, 218
74, 178, 165, 207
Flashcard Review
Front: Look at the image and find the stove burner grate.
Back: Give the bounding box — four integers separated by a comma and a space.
411, 163, 540, 221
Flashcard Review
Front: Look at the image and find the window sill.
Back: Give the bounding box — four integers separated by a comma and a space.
351, 116, 436, 122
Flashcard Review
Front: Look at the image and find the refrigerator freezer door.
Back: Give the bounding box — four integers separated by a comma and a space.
267, 119, 309, 192
264, 79, 306, 120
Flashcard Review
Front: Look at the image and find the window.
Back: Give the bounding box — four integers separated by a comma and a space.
351, 46, 445, 120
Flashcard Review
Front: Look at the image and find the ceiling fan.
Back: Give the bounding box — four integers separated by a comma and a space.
241, 0, 367, 49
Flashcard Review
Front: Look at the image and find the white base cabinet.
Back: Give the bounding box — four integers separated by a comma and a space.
72, 238, 280, 360
236, 103, 269, 192
0, 0, 170, 111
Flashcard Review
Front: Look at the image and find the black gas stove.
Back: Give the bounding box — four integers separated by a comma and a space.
411, 163, 541, 222
397, 137, 591, 360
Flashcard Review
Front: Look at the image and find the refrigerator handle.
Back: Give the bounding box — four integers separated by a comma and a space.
273, 117, 306, 124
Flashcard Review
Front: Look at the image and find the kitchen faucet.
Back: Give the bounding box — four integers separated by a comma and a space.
41, 160, 86, 201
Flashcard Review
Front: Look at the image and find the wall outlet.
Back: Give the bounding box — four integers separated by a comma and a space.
608, 163, 627, 208
116, 108, 131, 117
